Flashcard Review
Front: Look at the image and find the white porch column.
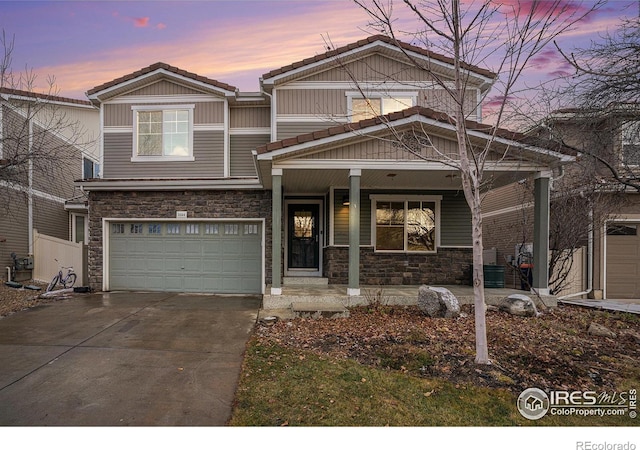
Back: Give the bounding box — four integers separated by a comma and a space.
348, 169, 361, 296
532, 171, 551, 295
271, 168, 282, 295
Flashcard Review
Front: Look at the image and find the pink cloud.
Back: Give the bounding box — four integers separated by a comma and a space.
133, 17, 150, 28
496, 0, 595, 21
156, 23, 166, 30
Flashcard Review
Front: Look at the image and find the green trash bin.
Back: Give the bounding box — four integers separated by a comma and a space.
483, 265, 505, 288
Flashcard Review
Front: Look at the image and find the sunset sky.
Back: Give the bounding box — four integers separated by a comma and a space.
0, 0, 637, 102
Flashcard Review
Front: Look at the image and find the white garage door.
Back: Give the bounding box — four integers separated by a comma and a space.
108, 221, 262, 294
606, 222, 640, 299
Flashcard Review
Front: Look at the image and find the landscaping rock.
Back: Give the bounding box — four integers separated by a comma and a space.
417, 286, 460, 318
498, 294, 539, 317
587, 322, 617, 338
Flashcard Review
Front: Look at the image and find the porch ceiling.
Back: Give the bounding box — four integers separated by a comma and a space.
259, 165, 538, 193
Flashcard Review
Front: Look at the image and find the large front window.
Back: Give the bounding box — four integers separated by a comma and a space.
373, 196, 440, 252
349, 93, 416, 122
133, 106, 194, 160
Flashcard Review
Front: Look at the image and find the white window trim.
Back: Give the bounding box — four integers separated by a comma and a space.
131, 104, 195, 162
370, 194, 442, 253
346, 91, 417, 122
82, 156, 100, 179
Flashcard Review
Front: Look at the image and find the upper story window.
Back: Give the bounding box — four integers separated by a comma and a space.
348, 92, 416, 123
371, 195, 441, 253
622, 120, 640, 166
132, 105, 194, 162
83, 157, 100, 179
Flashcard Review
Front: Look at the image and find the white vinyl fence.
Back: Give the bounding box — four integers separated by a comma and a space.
33, 229, 84, 284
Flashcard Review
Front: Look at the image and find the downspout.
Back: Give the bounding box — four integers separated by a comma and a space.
558, 206, 593, 300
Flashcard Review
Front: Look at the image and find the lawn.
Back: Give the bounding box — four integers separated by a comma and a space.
229, 303, 639, 427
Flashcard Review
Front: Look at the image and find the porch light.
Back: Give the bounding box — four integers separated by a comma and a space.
342, 195, 350, 206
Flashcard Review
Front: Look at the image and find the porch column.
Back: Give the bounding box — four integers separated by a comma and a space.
532, 171, 551, 295
271, 168, 283, 295
348, 169, 361, 296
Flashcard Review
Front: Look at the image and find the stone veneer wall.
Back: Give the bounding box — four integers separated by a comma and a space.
323, 246, 473, 285
88, 189, 273, 292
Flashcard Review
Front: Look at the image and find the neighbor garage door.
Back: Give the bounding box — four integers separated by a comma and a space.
606, 222, 640, 299
108, 221, 262, 294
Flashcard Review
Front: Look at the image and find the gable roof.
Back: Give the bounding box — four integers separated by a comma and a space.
86, 62, 238, 101
0, 87, 93, 107
256, 106, 573, 164
261, 34, 496, 84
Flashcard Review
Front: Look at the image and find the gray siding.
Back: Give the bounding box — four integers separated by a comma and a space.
303, 54, 439, 83
230, 134, 269, 177
123, 80, 212, 97
230, 107, 270, 128
277, 89, 346, 116
0, 189, 29, 272
103, 131, 224, 178
32, 124, 81, 198
33, 196, 68, 241
332, 189, 471, 247
277, 121, 337, 140
104, 101, 224, 127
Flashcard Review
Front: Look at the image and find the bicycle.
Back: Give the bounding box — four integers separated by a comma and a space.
46, 261, 77, 292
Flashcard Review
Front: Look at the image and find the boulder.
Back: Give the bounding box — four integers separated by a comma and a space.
417, 286, 460, 318
498, 294, 539, 317
587, 322, 617, 338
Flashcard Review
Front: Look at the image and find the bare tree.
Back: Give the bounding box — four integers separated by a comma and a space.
348, 0, 603, 363
543, 14, 640, 191
0, 30, 94, 216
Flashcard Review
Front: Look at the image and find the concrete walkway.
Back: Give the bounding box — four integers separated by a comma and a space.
0, 292, 260, 426
559, 298, 640, 314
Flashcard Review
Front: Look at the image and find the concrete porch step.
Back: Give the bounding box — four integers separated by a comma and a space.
291, 302, 350, 319
283, 277, 328, 286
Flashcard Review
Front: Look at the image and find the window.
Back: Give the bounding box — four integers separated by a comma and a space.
622, 121, 640, 166
244, 224, 259, 235
372, 196, 440, 252
83, 157, 100, 179
205, 224, 219, 235
224, 224, 239, 235
185, 224, 199, 234
112, 223, 125, 234
167, 224, 181, 235
132, 105, 194, 160
607, 223, 637, 236
348, 93, 416, 122
130, 224, 143, 234
148, 224, 162, 235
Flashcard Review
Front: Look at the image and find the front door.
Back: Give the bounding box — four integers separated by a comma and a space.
287, 203, 320, 274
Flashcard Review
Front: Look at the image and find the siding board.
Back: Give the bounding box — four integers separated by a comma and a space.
105, 101, 224, 127
230, 107, 271, 128
103, 131, 224, 178
230, 135, 269, 177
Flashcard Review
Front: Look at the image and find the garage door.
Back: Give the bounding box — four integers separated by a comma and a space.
606, 222, 640, 299
108, 221, 262, 293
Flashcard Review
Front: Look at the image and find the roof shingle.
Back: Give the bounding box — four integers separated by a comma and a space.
86, 62, 237, 97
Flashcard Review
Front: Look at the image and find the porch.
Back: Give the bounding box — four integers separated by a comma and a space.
262, 278, 557, 310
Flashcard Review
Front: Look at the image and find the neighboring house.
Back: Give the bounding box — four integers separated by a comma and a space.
0, 87, 99, 277
80, 35, 570, 298
483, 105, 640, 299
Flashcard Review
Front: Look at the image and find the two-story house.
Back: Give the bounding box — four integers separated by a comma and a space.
80, 35, 571, 303
483, 104, 640, 299
0, 87, 99, 278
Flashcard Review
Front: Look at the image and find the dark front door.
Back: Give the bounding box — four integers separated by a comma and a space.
287, 204, 320, 270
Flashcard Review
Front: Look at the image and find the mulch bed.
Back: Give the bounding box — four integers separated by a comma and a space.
255, 303, 640, 394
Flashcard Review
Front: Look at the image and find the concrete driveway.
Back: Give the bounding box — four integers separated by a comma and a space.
0, 291, 260, 426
